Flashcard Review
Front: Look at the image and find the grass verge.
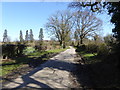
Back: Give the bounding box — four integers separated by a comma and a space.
77, 51, 99, 64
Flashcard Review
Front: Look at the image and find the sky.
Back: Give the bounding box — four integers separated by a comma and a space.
0, 2, 114, 41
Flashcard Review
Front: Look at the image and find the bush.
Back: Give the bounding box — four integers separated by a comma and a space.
97, 43, 110, 57
34, 45, 47, 51
2, 44, 26, 59
75, 44, 86, 52
23, 47, 35, 55
2, 44, 16, 58
16, 44, 26, 56
86, 43, 98, 53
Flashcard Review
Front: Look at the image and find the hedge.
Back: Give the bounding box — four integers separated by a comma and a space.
2, 44, 26, 59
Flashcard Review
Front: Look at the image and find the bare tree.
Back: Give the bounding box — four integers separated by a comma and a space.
74, 30, 79, 46
69, 1, 103, 12
74, 11, 102, 44
46, 10, 75, 48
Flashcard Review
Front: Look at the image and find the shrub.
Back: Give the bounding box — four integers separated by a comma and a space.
2, 44, 26, 59
23, 47, 35, 55
97, 43, 110, 57
16, 44, 26, 56
75, 44, 86, 52
86, 43, 98, 53
34, 45, 47, 51
2, 44, 16, 58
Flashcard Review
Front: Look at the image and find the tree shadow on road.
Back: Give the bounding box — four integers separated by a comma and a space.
3, 58, 77, 89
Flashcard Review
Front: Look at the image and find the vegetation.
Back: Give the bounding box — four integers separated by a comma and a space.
69, 0, 120, 71
29, 29, 34, 43
46, 10, 74, 48
39, 28, 44, 44
19, 30, 24, 43
105, 2, 120, 70
69, 2, 103, 12
36, 28, 44, 51
75, 43, 120, 88
1, 63, 21, 76
70, 2, 120, 87
78, 51, 98, 64
1, 46, 69, 77
1, 1, 120, 88
73, 11, 102, 45
2, 44, 26, 59
25, 30, 29, 42
3, 29, 8, 43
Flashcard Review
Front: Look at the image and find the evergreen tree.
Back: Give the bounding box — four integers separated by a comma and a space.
39, 28, 44, 44
25, 30, 29, 42
39, 28, 44, 45
3, 29, 8, 43
29, 29, 34, 42
19, 30, 24, 43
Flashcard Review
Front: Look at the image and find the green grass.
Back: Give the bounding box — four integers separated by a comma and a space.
73, 46, 77, 49
1, 64, 21, 76
2, 60, 15, 65
27, 47, 69, 57
83, 53, 97, 59
27, 51, 46, 56
83, 53, 101, 64
23, 47, 36, 55
83, 53, 95, 57
77, 51, 86, 55
47, 47, 69, 53
77, 51, 100, 64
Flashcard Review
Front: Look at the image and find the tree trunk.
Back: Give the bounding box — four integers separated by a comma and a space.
63, 41, 66, 48
77, 41, 80, 47
59, 40, 62, 45
80, 39, 83, 44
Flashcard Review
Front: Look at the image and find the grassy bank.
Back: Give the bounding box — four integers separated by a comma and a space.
75, 46, 120, 88
78, 51, 101, 64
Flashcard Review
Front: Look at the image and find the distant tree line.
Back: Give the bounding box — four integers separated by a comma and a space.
2, 28, 44, 44
2, 28, 44, 59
